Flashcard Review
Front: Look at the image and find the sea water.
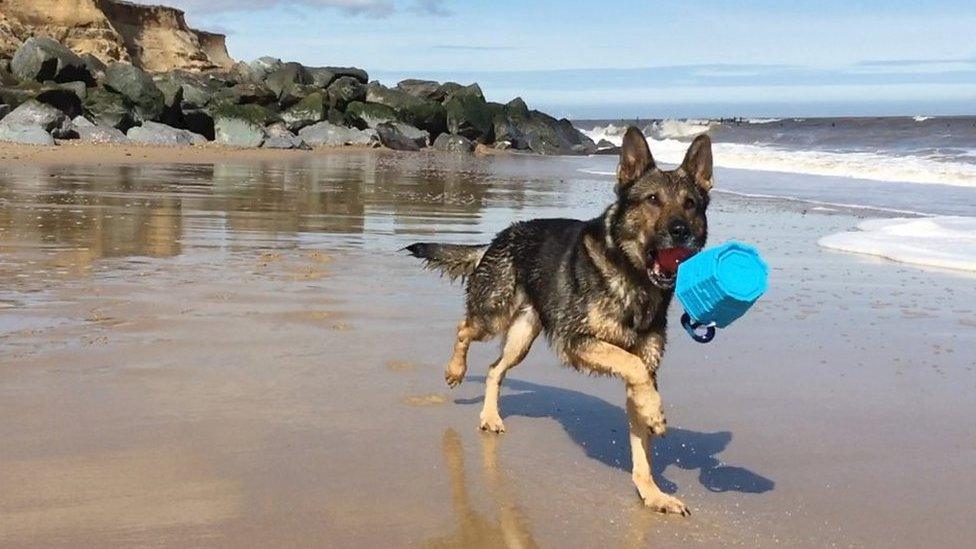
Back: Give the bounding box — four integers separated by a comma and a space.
573, 116, 976, 272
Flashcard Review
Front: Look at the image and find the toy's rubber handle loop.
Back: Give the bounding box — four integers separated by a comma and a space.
682, 312, 716, 344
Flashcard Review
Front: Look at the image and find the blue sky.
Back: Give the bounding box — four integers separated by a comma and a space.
151, 0, 975, 118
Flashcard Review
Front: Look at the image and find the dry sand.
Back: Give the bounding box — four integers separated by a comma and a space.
0, 147, 974, 547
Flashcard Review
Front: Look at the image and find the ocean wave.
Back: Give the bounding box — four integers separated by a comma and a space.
578, 125, 976, 188
818, 216, 976, 272
645, 119, 714, 141
746, 118, 783, 124
913, 115, 933, 122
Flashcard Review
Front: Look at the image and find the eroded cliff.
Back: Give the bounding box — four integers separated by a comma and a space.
0, 0, 233, 72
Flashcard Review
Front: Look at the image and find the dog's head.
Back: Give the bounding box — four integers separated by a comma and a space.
611, 127, 712, 290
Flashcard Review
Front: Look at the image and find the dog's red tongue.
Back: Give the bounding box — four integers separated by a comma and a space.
656, 248, 694, 277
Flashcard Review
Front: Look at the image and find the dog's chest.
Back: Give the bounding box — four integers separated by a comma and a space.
585, 293, 660, 348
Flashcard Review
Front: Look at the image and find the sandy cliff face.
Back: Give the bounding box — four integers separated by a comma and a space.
0, 0, 234, 72
100, 0, 232, 72
0, 0, 131, 62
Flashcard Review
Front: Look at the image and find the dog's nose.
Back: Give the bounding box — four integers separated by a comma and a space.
669, 219, 691, 239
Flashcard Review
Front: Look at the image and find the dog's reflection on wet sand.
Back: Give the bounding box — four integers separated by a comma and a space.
425, 428, 537, 549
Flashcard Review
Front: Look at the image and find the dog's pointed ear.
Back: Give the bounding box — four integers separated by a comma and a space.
682, 134, 713, 193
616, 126, 655, 192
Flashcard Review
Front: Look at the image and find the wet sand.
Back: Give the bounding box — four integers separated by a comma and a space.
1, 149, 974, 547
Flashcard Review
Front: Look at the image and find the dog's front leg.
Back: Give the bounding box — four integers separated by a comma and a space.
627, 399, 690, 516
572, 339, 666, 436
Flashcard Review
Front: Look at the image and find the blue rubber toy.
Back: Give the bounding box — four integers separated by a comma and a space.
675, 241, 769, 343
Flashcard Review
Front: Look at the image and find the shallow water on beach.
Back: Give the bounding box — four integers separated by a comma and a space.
1, 151, 975, 547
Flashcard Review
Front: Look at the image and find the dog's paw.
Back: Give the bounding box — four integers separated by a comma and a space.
445, 371, 463, 388
642, 492, 690, 516
444, 360, 466, 388
478, 412, 506, 433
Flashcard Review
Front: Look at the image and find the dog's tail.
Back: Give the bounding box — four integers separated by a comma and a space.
404, 242, 489, 281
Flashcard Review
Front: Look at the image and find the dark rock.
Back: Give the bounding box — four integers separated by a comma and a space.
326, 76, 366, 110
0, 99, 71, 136
80, 54, 107, 77
10, 37, 94, 86
0, 124, 55, 145
375, 121, 429, 151
35, 87, 84, 118
0, 104, 10, 120
506, 97, 530, 118
83, 88, 135, 131
265, 62, 311, 106
263, 122, 308, 150
325, 66, 368, 84
215, 116, 265, 147
210, 103, 277, 127
103, 63, 165, 122
435, 82, 464, 101
247, 57, 284, 81
396, 79, 441, 99
280, 92, 327, 131
183, 109, 215, 141
211, 82, 277, 107
444, 84, 493, 142
344, 101, 397, 129
127, 122, 206, 146
155, 79, 185, 128
298, 121, 378, 147
306, 67, 337, 89
514, 111, 597, 155
0, 81, 83, 117
432, 132, 474, 153
72, 116, 127, 143
365, 83, 446, 136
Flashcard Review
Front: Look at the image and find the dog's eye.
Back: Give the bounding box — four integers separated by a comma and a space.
684, 197, 697, 210
646, 194, 660, 206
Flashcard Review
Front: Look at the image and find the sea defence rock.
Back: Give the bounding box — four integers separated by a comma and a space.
433, 133, 474, 153
0, 19, 597, 155
0, 99, 71, 136
127, 121, 205, 145
10, 37, 94, 85
83, 88, 135, 130
215, 116, 265, 147
366, 82, 446, 137
298, 121, 378, 147
262, 123, 307, 150
326, 76, 366, 110
444, 84, 494, 142
72, 116, 127, 143
281, 92, 327, 131
345, 101, 397, 129
376, 121, 429, 151
0, 123, 56, 145
103, 62, 165, 121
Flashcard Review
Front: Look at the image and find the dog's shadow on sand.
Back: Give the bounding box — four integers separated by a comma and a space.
457, 377, 774, 495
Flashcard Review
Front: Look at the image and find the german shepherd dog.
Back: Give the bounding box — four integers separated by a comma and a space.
406, 127, 712, 515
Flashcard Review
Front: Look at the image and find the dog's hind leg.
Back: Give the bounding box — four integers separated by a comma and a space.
479, 307, 541, 433
445, 318, 487, 388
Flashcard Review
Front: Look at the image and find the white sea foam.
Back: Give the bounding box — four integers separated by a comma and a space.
746, 118, 783, 124
578, 125, 976, 188
818, 216, 976, 272
913, 115, 933, 122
